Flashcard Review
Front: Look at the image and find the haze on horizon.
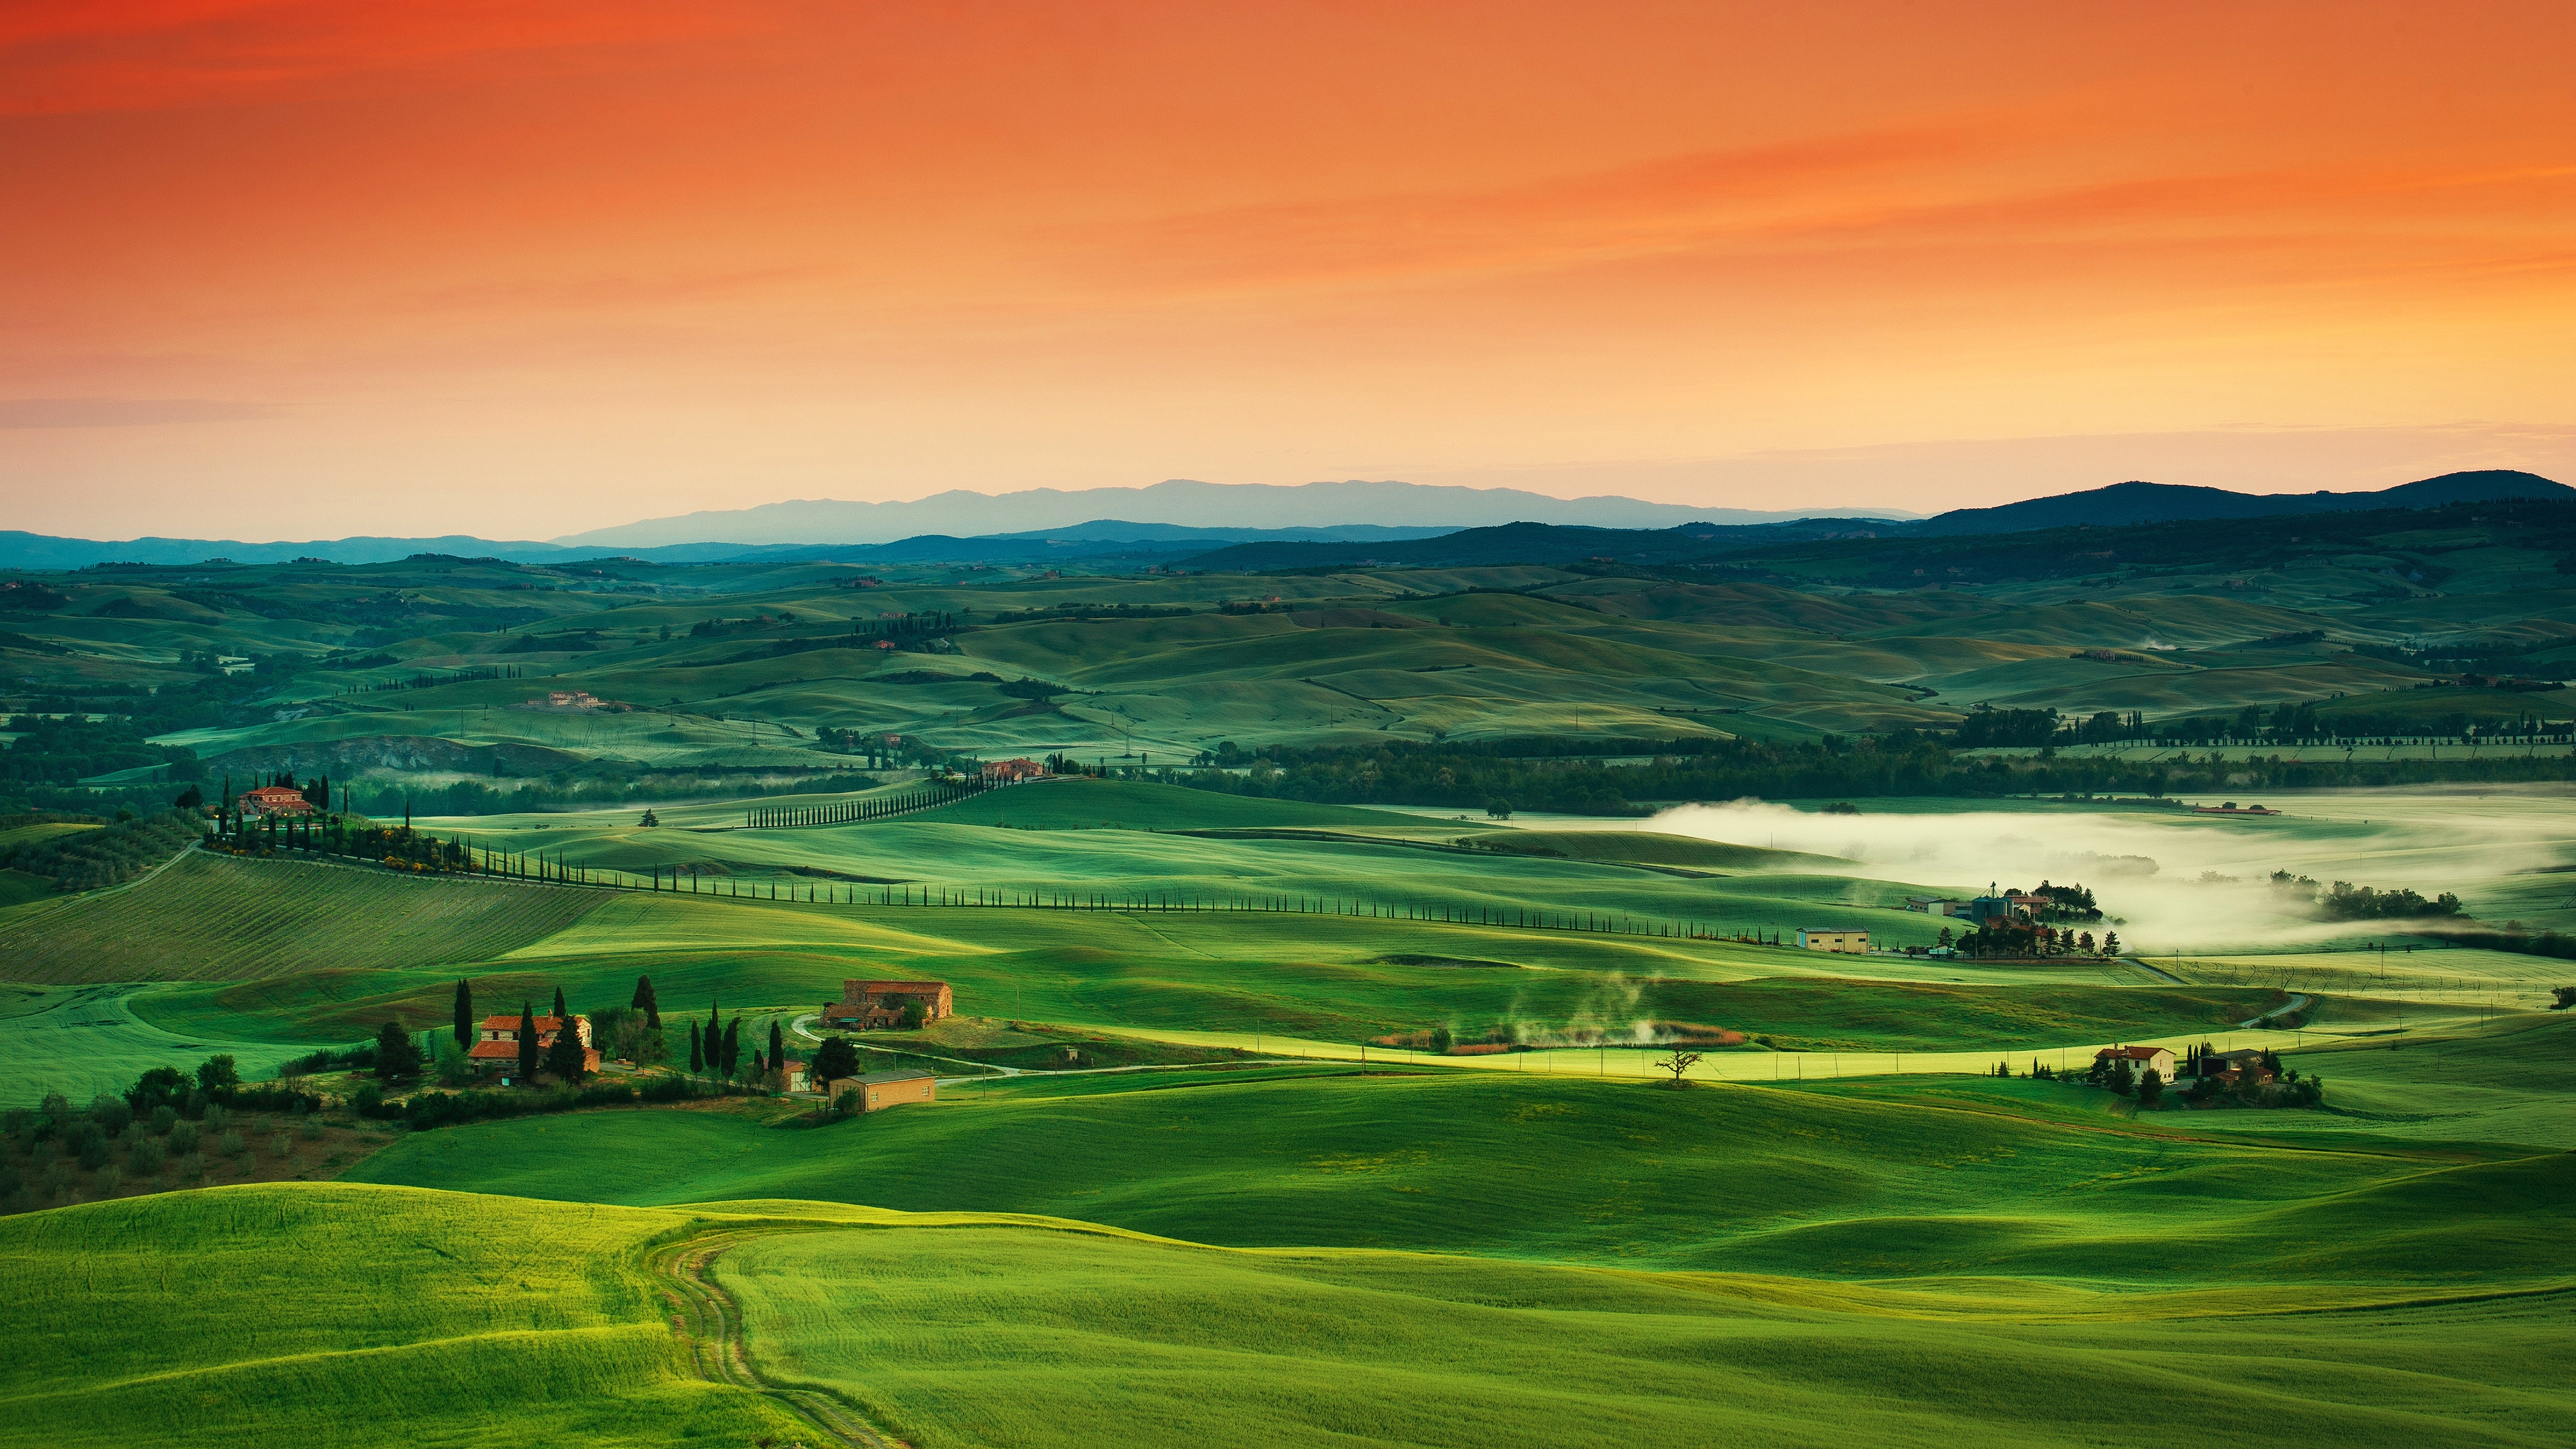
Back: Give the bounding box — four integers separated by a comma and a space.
3, 1, 2572, 542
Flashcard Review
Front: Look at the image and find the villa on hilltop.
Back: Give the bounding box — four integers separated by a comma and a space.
820, 979, 955, 1030
237, 785, 315, 818
468, 1013, 598, 1085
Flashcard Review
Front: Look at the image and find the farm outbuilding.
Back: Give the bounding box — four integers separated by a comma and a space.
824, 1068, 937, 1112
1794, 928, 1868, 953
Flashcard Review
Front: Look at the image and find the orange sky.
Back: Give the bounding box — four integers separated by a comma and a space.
3, 1, 2572, 540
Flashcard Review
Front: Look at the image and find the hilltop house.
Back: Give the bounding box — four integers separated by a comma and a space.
821, 1068, 937, 1112
468, 1013, 598, 1084
2093, 1044, 2176, 1081
238, 785, 316, 818
983, 757, 1044, 782
1794, 928, 1869, 953
820, 979, 955, 1030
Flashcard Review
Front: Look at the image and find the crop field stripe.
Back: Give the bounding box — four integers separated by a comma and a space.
743, 772, 1012, 828
0, 850, 608, 983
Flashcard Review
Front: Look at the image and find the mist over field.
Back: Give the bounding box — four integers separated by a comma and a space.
1647, 796, 2575, 953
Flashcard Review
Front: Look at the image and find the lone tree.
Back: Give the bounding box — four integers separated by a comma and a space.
813, 1034, 859, 1084
543, 1014, 588, 1084
2551, 986, 2576, 1011
1485, 799, 1513, 820
452, 979, 474, 1050
1655, 1050, 1703, 1087
375, 1021, 423, 1081
633, 975, 660, 1028
515, 1002, 540, 1083
638, 809, 659, 827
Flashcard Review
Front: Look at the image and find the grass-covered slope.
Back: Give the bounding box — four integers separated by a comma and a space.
0, 849, 605, 983
719, 1219, 2576, 1449
0, 1185, 800, 1449
349, 1067, 2576, 1287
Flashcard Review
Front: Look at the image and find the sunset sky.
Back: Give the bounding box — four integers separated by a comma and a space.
4, 1, 2572, 541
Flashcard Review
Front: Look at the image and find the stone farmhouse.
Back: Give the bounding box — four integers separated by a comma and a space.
820, 979, 955, 1030
238, 784, 316, 818
468, 1013, 598, 1084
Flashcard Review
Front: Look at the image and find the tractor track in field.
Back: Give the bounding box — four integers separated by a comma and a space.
647, 1226, 908, 1449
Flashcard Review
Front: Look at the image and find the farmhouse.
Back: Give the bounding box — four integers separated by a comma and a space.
823, 1068, 936, 1112
1794, 927, 1868, 953
467, 1013, 599, 1083
2094, 1044, 2176, 1080
820, 978, 955, 1030
238, 785, 316, 818
983, 757, 1044, 782
2194, 1048, 2275, 1085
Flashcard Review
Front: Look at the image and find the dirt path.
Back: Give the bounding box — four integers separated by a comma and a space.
646, 1225, 906, 1449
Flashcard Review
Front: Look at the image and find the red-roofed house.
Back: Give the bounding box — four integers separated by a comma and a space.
239, 785, 315, 818
820, 979, 954, 1030
2092, 1044, 2175, 1080
468, 1012, 599, 1083
983, 757, 1044, 782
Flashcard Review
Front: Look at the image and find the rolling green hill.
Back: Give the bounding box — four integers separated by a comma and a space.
0, 1185, 802, 1449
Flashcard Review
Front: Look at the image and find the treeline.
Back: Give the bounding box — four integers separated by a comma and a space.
0, 808, 201, 890
386, 1074, 700, 1130
2269, 872, 2464, 920
0, 714, 199, 785
341, 769, 885, 818
1164, 733, 2576, 814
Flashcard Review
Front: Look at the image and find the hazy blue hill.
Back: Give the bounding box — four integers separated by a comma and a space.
1913, 470, 2569, 535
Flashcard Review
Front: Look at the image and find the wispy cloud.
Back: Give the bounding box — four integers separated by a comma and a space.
0, 397, 274, 428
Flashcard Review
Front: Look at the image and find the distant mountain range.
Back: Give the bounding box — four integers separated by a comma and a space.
0, 470, 2560, 572
1179, 470, 2573, 571
549, 479, 1915, 547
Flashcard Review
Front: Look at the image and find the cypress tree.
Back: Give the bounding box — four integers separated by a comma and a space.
543, 1012, 588, 1083
721, 1017, 741, 1077
632, 975, 659, 1028
768, 1019, 784, 1074
515, 1002, 539, 1084
688, 1019, 704, 1075
452, 979, 474, 1050
551, 985, 566, 1020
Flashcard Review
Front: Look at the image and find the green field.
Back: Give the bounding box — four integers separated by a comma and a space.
0, 1186, 804, 1448
718, 1218, 2575, 1449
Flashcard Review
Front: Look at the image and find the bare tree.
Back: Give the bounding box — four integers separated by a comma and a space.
1655, 1050, 1703, 1087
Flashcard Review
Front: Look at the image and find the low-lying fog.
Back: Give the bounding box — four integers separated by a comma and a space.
1641, 792, 2576, 953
